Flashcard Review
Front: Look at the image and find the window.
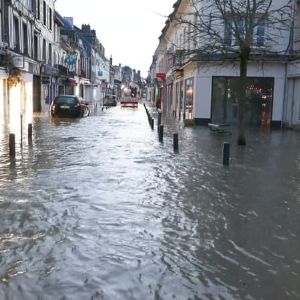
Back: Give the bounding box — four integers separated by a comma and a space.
23, 23, 28, 55
224, 16, 265, 47
187, 23, 191, 50
193, 13, 199, 49
27, 0, 32, 10
211, 77, 274, 126
49, 8, 52, 30
42, 39, 46, 62
184, 78, 194, 119
224, 17, 245, 46
48, 43, 52, 65
43, 1, 46, 26
33, 33, 38, 60
13, 16, 20, 51
256, 20, 265, 47
31, 0, 36, 14
224, 19, 232, 46
37, 0, 40, 19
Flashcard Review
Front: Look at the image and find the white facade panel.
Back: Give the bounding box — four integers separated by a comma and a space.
195, 75, 212, 119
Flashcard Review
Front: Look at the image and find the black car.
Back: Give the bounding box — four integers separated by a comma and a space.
51, 95, 90, 118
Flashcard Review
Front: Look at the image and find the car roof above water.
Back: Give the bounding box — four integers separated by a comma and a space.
55, 95, 79, 103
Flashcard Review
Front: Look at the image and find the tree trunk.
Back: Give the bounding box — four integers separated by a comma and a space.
237, 47, 250, 146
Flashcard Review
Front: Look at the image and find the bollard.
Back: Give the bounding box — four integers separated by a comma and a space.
223, 142, 230, 166
9, 134, 16, 157
159, 124, 164, 143
102, 107, 104, 111
173, 133, 179, 152
157, 112, 162, 133
28, 123, 33, 141
151, 118, 154, 130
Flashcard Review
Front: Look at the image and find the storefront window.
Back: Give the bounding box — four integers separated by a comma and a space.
175, 82, 180, 118
179, 81, 184, 120
211, 77, 274, 126
184, 78, 194, 120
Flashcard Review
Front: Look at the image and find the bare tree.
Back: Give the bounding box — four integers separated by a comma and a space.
173, 0, 292, 145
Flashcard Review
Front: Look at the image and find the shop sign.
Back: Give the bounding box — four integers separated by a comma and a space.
65, 53, 77, 65
12, 55, 24, 68
156, 72, 166, 81
42, 77, 51, 84
28, 62, 40, 75
41, 64, 59, 76
57, 77, 67, 85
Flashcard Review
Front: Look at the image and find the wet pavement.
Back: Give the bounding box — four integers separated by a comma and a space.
0, 104, 300, 300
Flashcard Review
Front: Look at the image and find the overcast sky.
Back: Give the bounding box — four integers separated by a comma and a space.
55, 0, 175, 77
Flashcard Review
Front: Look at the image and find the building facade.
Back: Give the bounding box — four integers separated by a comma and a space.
285, 1, 300, 128
0, 0, 58, 126
149, 0, 294, 128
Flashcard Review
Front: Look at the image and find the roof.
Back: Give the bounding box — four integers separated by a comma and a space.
54, 10, 65, 27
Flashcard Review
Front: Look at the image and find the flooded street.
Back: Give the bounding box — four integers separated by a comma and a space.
0, 105, 300, 300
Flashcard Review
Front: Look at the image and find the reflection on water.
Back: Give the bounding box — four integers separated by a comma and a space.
0, 106, 300, 299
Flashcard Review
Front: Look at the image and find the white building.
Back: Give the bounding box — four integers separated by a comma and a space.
0, 0, 56, 130
150, 0, 293, 128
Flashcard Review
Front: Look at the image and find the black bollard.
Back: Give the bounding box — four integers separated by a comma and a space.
28, 123, 33, 141
151, 118, 154, 130
159, 124, 164, 143
173, 133, 179, 152
9, 134, 16, 157
223, 142, 230, 166
157, 112, 162, 133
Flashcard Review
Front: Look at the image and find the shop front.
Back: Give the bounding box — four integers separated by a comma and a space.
40, 64, 59, 112
211, 77, 274, 127
0, 68, 8, 122
184, 77, 194, 120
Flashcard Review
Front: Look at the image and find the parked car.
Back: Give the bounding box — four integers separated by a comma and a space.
51, 95, 90, 118
104, 95, 117, 107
